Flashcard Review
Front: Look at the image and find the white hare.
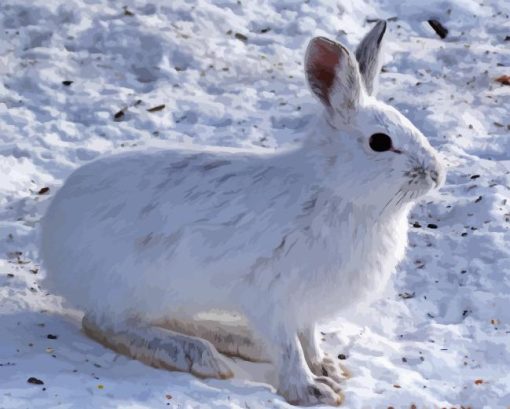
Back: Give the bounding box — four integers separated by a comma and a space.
41, 21, 445, 406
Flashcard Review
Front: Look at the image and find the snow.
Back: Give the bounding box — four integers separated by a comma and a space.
1, 0, 509, 408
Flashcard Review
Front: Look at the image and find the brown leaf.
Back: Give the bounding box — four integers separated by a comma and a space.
496, 75, 510, 85
474, 379, 484, 385
147, 104, 166, 113
38, 187, 50, 195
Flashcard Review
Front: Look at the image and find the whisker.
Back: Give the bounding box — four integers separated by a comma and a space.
380, 188, 402, 216
396, 191, 408, 207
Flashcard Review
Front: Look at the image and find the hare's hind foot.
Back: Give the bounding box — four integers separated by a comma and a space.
159, 313, 270, 363
82, 314, 233, 379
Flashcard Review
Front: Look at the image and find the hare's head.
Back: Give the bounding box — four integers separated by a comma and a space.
305, 21, 445, 211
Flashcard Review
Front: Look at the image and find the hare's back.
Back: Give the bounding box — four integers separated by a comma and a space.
41, 148, 307, 303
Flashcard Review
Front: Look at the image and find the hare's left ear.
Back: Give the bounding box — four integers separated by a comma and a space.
355, 20, 387, 96
305, 37, 363, 123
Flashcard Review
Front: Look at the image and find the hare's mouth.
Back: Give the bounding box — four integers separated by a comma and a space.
381, 175, 435, 214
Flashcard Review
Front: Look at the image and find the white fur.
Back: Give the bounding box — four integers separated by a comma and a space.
40, 23, 445, 406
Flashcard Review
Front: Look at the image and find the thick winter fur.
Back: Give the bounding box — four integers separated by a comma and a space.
40, 21, 445, 406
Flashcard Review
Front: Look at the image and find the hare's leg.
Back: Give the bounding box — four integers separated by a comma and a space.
299, 325, 326, 373
82, 314, 233, 379
299, 325, 346, 384
246, 311, 343, 406
160, 318, 270, 362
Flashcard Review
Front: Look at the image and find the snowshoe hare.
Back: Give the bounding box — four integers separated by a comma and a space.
41, 20, 445, 406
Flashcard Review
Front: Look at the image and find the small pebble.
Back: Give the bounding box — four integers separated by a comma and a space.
235, 32, 248, 42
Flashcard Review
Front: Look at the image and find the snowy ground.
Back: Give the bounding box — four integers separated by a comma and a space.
1, 0, 510, 408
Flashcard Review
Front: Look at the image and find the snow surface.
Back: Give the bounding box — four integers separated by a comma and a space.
1, 0, 510, 408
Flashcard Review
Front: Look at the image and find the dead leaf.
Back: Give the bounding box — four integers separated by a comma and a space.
147, 104, 166, 113
496, 75, 510, 85
123, 6, 134, 16
428, 19, 448, 39
114, 110, 125, 121
399, 292, 415, 300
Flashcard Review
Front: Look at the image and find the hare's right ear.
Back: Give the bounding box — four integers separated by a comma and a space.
355, 20, 387, 96
305, 37, 363, 122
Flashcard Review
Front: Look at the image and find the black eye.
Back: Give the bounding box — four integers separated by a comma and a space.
369, 133, 393, 152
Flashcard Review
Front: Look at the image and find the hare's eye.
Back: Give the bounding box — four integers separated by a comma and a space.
369, 133, 392, 152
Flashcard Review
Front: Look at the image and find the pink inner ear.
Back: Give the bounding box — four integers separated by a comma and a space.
306, 37, 342, 106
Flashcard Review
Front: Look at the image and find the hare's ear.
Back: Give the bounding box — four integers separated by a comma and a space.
305, 37, 363, 119
355, 20, 387, 96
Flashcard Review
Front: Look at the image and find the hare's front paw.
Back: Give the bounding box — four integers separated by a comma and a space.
309, 355, 350, 385
279, 375, 343, 407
